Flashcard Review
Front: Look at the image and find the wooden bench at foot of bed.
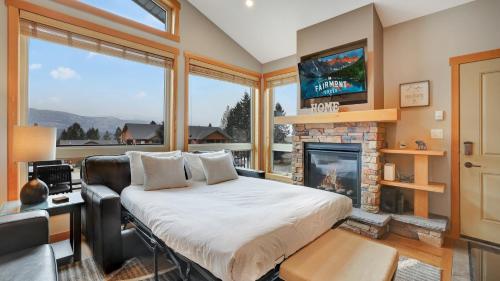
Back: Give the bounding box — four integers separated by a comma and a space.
280, 229, 399, 281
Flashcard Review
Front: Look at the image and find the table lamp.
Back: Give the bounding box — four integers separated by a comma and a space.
13, 125, 57, 204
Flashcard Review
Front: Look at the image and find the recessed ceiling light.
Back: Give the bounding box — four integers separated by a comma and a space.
245, 0, 254, 8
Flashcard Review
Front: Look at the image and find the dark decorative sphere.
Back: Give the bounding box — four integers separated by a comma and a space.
20, 178, 49, 205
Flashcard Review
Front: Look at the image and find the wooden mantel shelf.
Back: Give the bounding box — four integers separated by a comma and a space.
274, 108, 400, 125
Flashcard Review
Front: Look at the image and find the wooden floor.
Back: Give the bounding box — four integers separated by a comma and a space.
347, 230, 454, 281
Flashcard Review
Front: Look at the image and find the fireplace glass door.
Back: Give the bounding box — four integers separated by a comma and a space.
304, 143, 361, 207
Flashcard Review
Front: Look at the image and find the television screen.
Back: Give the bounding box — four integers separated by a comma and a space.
299, 47, 367, 100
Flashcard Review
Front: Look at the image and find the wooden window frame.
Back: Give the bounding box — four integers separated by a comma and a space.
263, 66, 298, 183
184, 52, 262, 169
448, 48, 500, 240
54, 0, 181, 42
6, 0, 180, 200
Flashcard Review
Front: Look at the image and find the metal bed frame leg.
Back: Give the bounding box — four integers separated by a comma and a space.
153, 244, 159, 281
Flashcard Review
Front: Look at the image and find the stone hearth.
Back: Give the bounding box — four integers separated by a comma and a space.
292, 122, 385, 213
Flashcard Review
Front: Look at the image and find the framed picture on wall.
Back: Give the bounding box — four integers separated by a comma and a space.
399, 80, 430, 108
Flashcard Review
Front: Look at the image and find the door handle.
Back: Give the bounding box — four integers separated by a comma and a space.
464, 162, 481, 168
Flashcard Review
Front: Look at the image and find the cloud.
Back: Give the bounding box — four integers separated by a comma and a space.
135, 91, 147, 99
86, 52, 97, 59
29, 63, 42, 70
50, 67, 80, 80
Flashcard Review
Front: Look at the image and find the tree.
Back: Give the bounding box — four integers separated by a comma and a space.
86, 127, 100, 140
220, 105, 231, 129
60, 122, 85, 140
114, 127, 122, 143
155, 122, 164, 144
59, 129, 68, 140
273, 102, 290, 143
102, 131, 112, 140
150, 121, 157, 125
223, 92, 251, 143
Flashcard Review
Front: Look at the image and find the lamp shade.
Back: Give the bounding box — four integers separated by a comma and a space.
12, 126, 57, 163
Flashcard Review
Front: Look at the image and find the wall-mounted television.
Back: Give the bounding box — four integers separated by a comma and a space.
299, 46, 367, 107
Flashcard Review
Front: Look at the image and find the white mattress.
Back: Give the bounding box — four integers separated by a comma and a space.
121, 176, 352, 281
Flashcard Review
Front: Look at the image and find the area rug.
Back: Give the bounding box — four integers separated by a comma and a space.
59, 257, 178, 281
395, 257, 441, 281
59, 256, 441, 281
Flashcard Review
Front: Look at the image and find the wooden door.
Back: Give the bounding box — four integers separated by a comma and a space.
460, 58, 500, 244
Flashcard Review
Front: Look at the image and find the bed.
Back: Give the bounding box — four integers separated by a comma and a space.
121, 176, 352, 281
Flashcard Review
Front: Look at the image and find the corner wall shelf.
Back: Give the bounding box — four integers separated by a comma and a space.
380, 148, 446, 218
379, 180, 445, 193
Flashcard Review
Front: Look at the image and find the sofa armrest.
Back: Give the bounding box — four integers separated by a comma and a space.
0, 210, 49, 256
82, 183, 123, 273
236, 167, 266, 179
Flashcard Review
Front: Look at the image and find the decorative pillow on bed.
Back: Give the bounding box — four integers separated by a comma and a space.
199, 153, 238, 185
141, 155, 188, 190
126, 150, 181, 185
183, 150, 226, 181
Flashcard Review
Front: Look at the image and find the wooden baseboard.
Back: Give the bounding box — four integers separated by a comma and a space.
49, 231, 70, 243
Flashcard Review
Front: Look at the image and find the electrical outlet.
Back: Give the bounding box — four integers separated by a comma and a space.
431, 129, 444, 139
435, 110, 444, 121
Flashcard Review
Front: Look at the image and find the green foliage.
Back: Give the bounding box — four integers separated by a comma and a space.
333, 54, 366, 82
114, 127, 122, 143
86, 127, 100, 140
102, 131, 112, 140
222, 92, 251, 143
273, 102, 289, 143
59, 122, 85, 140
155, 122, 164, 143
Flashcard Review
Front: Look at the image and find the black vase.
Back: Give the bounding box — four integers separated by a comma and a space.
20, 178, 49, 204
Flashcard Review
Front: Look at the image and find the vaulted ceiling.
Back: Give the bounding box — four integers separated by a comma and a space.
187, 0, 475, 63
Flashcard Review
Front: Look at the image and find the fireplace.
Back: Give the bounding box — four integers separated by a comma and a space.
304, 143, 362, 207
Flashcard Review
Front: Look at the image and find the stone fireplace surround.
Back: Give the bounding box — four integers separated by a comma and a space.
291, 122, 386, 213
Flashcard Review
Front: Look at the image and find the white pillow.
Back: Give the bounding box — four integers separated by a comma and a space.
141, 155, 188, 190
126, 150, 181, 185
183, 150, 226, 181
199, 153, 238, 185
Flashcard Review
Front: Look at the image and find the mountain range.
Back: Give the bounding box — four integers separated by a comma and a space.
29, 108, 150, 137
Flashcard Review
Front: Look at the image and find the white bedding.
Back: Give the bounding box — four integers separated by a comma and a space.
121, 176, 352, 281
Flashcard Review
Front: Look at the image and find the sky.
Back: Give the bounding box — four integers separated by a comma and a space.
28, 0, 299, 127
28, 38, 166, 122
81, 0, 166, 30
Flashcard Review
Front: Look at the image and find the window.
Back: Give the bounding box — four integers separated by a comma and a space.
186, 55, 260, 169
80, 0, 170, 31
21, 19, 173, 151
55, 0, 180, 40
265, 70, 298, 178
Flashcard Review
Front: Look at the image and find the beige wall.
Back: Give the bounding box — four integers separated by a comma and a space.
384, 0, 500, 216
262, 55, 297, 74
